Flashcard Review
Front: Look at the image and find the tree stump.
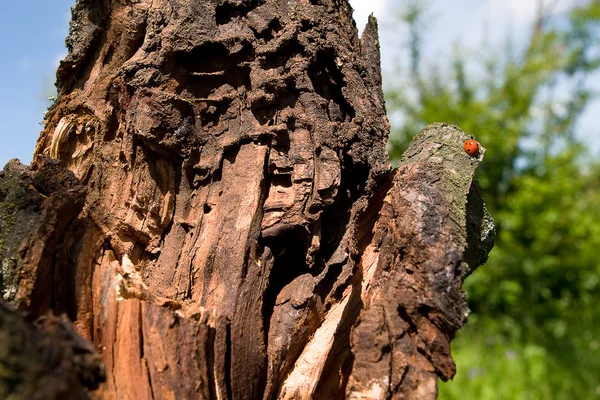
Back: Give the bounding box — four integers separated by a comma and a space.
0, 0, 494, 398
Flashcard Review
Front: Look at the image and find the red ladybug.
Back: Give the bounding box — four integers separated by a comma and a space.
464, 139, 480, 157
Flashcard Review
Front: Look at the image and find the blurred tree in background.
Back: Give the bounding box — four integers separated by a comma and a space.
385, 0, 600, 398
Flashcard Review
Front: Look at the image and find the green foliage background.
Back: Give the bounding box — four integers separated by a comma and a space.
384, 1, 600, 398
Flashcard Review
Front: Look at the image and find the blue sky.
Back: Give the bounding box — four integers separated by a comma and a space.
0, 0, 72, 166
0, 0, 597, 167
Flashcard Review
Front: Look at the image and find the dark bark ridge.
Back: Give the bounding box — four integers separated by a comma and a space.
0, 158, 103, 399
0, 158, 87, 314
0, 0, 496, 398
347, 123, 494, 399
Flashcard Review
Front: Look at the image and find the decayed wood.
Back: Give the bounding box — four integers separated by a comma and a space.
346, 124, 494, 399
0, 158, 87, 315
0, 0, 494, 398
0, 159, 104, 399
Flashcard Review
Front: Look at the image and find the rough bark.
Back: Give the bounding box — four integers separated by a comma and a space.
0, 159, 104, 399
0, 158, 87, 314
345, 124, 494, 399
0, 0, 494, 399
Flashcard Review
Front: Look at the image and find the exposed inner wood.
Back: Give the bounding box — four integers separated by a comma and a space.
0, 0, 494, 399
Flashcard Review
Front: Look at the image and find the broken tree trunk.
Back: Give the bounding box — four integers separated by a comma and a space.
1, 0, 494, 398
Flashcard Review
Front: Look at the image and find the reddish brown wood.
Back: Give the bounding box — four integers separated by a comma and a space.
0, 1, 494, 399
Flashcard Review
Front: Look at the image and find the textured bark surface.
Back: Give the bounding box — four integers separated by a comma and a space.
0, 0, 493, 399
346, 124, 494, 399
0, 159, 104, 399
0, 158, 87, 314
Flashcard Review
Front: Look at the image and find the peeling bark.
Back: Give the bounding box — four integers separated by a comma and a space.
0, 0, 494, 399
